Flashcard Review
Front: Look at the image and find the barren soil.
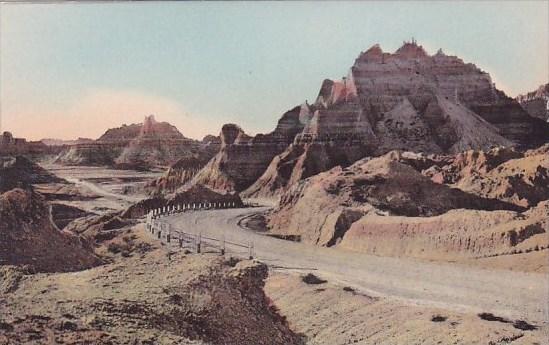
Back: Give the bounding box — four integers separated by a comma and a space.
163, 208, 549, 325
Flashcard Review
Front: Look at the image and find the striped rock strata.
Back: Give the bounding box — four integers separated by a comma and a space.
243, 41, 548, 197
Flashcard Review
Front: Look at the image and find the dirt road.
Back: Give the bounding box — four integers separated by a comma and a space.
163, 207, 549, 326
64, 177, 141, 203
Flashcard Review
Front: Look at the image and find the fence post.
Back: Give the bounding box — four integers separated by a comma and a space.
158, 229, 161, 239
221, 235, 225, 256
196, 233, 201, 253
166, 223, 171, 243
248, 241, 254, 260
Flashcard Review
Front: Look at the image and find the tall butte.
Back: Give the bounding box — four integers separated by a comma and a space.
196, 40, 549, 197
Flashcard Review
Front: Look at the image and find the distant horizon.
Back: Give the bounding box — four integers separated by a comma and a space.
1, 1, 548, 141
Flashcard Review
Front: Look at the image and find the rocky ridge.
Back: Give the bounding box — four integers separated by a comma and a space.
241, 41, 548, 198
516, 83, 549, 122
266, 150, 548, 261
425, 145, 549, 208
0, 188, 102, 273
55, 115, 220, 170
0, 156, 65, 193
192, 106, 311, 192
0, 225, 302, 345
1, 131, 60, 157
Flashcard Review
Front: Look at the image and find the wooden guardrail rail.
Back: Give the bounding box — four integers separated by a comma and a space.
145, 202, 254, 259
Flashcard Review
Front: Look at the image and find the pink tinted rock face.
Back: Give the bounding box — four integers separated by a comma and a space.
243, 41, 548, 198
193, 105, 312, 192
55, 115, 220, 169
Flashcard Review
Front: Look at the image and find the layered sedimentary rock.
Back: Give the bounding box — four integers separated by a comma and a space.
193, 105, 312, 192
516, 83, 549, 122
145, 156, 211, 194
0, 254, 302, 345
267, 152, 523, 246
267, 148, 548, 260
0, 188, 102, 272
145, 135, 221, 194
0, 131, 60, 156
55, 142, 124, 166
339, 200, 548, 260
40, 138, 94, 146
55, 115, 220, 169
244, 40, 547, 198
425, 145, 549, 208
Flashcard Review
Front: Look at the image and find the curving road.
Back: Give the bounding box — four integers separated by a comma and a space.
163, 207, 549, 326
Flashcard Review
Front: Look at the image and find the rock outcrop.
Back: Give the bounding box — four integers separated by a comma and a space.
0, 188, 103, 273
193, 105, 311, 192
243, 40, 548, 198
55, 115, 220, 169
0, 131, 60, 157
339, 200, 548, 260
145, 155, 211, 194
50, 203, 94, 229
516, 83, 549, 122
145, 134, 221, 195
267, 147, 548, 261
0, 156, 65, 193
0, 249, 302, 345
267, 152, 523, 246
424, 145, 549, 208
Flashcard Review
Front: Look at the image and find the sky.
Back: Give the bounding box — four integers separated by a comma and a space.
1, 1, 548, 141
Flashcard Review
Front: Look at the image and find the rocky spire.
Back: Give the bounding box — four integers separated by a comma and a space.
395, 38, 428, 58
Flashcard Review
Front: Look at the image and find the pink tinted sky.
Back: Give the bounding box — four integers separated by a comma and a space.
1, 1, 547, 140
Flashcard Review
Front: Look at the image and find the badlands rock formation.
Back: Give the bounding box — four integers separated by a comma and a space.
267, 149, 548, 261
0, 156, 65, 193
516, 83, 549, 122
193, 105, 311, 192
55, 115, 219, 169
339, 200, 548, 260
0, 131, 59, 156
40, 137, 94, 146
425, 145, 549, 208
243, 41, 548, 197
267, 152, 523, 246
0, 188, 102, 273
146, 136, 221, 195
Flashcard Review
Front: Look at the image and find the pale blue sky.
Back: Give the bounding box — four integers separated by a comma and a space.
1, 1, 548, 140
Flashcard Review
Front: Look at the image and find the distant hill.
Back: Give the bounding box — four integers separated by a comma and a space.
54, 115, 220, 169
516, 83, 549, 122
